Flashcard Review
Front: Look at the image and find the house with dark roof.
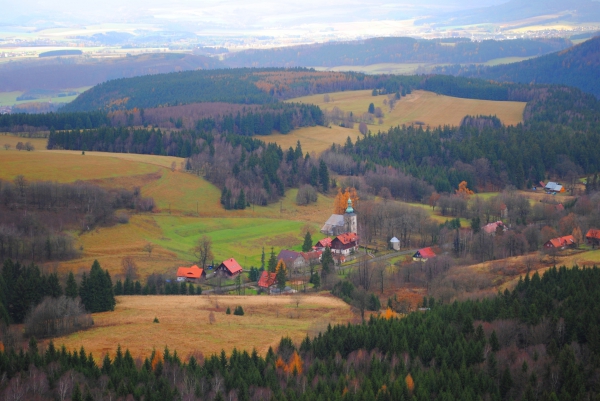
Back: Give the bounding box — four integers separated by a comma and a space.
544, 235, 576, 250
413, 247, 436, 262
586, 229, 600, 247
257, 271, 277, 290
277, 250, 306, 271
176, 265, 206, 282
330, 232, 359, 256
216, 258, 243, 277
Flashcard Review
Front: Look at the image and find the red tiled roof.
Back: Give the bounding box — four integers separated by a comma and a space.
335, 232, 358, 245
176, 265, 204, 279
220, 258, 243, 275
301, 250, 322, 261
587, 229, 600, 240
416, 247, 436, 259
315, 238, 332, 248
482, 221, 504, 234
547, 235, 575, 248
257, 271, 277, 288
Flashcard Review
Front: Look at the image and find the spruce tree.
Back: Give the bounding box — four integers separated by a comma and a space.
319, 160, 329, 192
302, 232, 313, 252
267, 247, 277, 273
65, 271, 78, 299
321, 246, 334, 279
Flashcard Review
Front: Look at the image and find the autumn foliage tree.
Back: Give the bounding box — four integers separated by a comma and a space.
334, 187, 359, 214
456, 181, 474, 197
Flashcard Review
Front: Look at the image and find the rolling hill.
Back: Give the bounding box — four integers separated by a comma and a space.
440, 35, 600, 97
223, 36, 571, 68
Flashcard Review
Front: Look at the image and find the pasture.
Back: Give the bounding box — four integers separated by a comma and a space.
284, 90, 526, 153
49, 294, 354, 361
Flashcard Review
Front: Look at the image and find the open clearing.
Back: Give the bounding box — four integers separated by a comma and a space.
284, 90, 526, 153
49, 294, 354, 360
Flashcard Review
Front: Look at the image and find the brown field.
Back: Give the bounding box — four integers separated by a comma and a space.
282, 90, 526, 153
48, 294, 354, 361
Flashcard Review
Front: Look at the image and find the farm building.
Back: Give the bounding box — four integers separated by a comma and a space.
216, 258, 243, 277
413, 247, 436, 262
390, 237, 400, 250
277, 250, 307, 271
313, 237, 332, 251
544, 182, 565, 193
176, 265, 206, 282
321, 199, 357, 236
257, 271, 277, 290
331, 232, 359, 256
586, 229, 600, 246
482, 221, 506, 235
544, 235, 576, 250
301, 250, 322, 265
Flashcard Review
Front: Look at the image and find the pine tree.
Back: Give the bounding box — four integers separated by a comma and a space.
65, 271, 78, 299
268, 248, 277, 273
319, 160, 329, 192
321, 246, 334, 279
275, 260, 287, 290
261, 247, 265, 270
302, 232, 313, 252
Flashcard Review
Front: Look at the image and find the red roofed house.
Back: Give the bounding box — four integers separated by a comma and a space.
176, 265, 205, 283
257, 270, 277, 290
301, 250, 322, 265
413, 247, 436, 262
586, 229, 600, 247
330, 232, 359, 256
313, 238, 332, 251
216, 258, 243, 277
544, 235, 576, 250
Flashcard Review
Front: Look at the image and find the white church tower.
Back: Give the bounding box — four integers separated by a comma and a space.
344, 198, 357, 234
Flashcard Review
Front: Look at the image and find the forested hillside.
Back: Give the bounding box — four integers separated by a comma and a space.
436, 36, 600, 98
223, 37, 571, 68
2, 265, 600, 400
325, 86, 600, 191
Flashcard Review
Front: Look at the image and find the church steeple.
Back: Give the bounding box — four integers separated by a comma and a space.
345, 198, 354, 214
344, 198, 357, 233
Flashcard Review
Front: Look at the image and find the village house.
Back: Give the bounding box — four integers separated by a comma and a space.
586, 229, 600, 247
413, 247, 436, 262
277, 250, 307, 271
330, 232, 359, 256
390, 237, 400, 251
257, 270, 277, 291
482, 221, 506, 235
176, 265, 206, 282
216, 258, 243, 277
544, 235, 576, 250
544, 182, 565, 193
313, 237, 332, 251
301, 250, 322, 265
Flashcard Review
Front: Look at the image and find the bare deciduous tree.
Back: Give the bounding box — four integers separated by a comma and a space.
143, 242, 154, 257
193, 235, 214, 268
121, 256, 139, 280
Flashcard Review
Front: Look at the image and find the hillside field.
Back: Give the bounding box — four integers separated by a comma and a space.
283, 90, 526, 153
47, 294, 354, 361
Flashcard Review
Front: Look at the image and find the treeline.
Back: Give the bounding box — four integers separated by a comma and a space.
0, 110, 109, 131
0, 177, 154, 263
223, 36, 571, 67
2, 265, 600, 400
0, 259, 114, 326
433, 35, 600, 98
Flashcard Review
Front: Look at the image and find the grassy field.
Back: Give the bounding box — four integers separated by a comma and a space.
283, 90, 526, 153
312, 63, 441, 75
0, 86, 92, 107
48, 294, 354, 360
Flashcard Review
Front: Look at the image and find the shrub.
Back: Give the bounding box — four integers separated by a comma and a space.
233, 306, 244, 316
296, 185, 318, 205
226, 306, 231, 314
116, 212, 130, 224
153, 317, 159, 323
24, 296, 93, 338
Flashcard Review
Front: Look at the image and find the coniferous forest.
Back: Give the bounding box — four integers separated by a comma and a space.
1, 265, 600, 400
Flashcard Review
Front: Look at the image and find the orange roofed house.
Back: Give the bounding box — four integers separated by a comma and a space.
544, 235, 576, 250
176, 265, 206, 283
330, 232, 359, 256
257, 271, 277, 290
586, 229, 600, 247
216, 258, 243, 277
413, 247, 436, 262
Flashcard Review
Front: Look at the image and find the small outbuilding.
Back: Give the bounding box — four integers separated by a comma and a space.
216, 258, 243, 277
390, 237, 400, 251
586, 229, 600, 247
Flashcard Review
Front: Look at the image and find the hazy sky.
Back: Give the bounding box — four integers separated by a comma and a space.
3, 0, 508, 27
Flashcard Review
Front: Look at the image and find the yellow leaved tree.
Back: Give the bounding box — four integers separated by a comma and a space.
405, 373, 415, 394
456, 181, 474, 197
334, 187, 359, 214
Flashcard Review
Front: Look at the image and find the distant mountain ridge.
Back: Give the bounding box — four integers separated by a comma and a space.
223, 36, 571, 68
0, 53, 224, 92
437, 36, 600, 98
